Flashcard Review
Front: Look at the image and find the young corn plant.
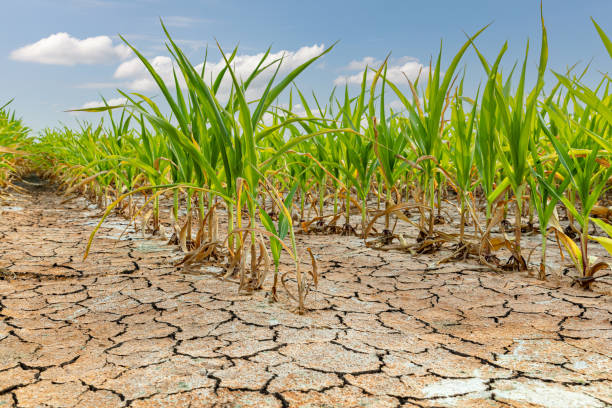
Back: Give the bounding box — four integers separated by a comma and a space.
537, 17, 612, 288
487, 12, 548, 271
447, 82, 479, 254
273, 89, 348, 233
339, 76, 375, 236
369, 64, 409, 236
259, 184, 297, 301
387, 26, 488, 240
529, 115, 571, 280
0, 100, 30, 191
471, 43, 507, 222
321, 81, 371, 235
339, 136, 377, 237
539, 138, 611, 288
288, 86, 361, 234
82, 22, 342, 311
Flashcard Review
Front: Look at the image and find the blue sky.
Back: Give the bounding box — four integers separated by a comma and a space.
2, 0, 611, 131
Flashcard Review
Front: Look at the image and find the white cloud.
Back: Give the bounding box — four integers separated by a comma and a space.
113, 44, 326, 96
334, 56, 427, 86
261, 103, 311, 126
10, 33, 131, 66
345, 56, 381, 71
77, 81, 128, 89
80, 97, 127, 109
289, 103, 308, 118
175, 39, 207, 50
114, 55, 172, 79
162, 16, 211, 28
114, 56, 180, 92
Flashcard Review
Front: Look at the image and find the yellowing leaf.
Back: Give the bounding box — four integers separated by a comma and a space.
550, 213, 582, 272
592, 218, 612, 236
591, 236, 612, 257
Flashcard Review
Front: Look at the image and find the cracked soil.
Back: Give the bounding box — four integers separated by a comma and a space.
0, 181, 611, 408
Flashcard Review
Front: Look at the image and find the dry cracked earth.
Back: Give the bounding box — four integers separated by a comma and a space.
0, 181, 611, 408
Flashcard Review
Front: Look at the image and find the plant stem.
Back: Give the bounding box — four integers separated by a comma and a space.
581, 221, 589, 281
385, 189, 390, 230
514, 199, 523, 270
227, 201, 235, 253
345, 183, 351, 225
361, 196, 367, 237
428, 180, 435, 236
153, 194, 160, 232
539, 234, 547, 280
300, 188, 305, 220
319, 176, 326, 217
333, 188, 338, 219
173, 189, 179, 223
459, 195, 465, 243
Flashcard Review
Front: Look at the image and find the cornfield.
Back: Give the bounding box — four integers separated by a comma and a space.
0, 100, 30, 193
7, 13, 612, 314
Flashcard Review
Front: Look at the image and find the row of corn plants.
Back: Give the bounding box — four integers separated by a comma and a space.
0, 100, 31, 193
18, 13, 612, 311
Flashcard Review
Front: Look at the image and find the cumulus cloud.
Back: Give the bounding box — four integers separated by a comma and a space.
113, 44, 326, 96
76, 81, 127, 89
115, 55, 171, 78
344, 56, 381, 71
261, 103, 311, 126
80, 97, 127, 109
334, 56, 427, 86
114, 55, 181, 92
10, 33, 131, 66
162, 16, 210, 28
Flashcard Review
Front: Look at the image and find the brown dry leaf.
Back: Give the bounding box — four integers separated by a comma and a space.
61, 170, 108, 203
307, 248, 318, 288
363, 202, 418, 239
479, 202, 505, 255
180, 212, 195, 250
141, 209, 153, 236
488, 236, 514, 252
591, 205, 612, 220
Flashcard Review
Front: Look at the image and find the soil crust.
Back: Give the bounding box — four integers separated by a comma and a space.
0, 182, 611, 407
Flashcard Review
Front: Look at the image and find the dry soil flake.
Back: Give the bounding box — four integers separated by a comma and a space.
0, 185, 611, 407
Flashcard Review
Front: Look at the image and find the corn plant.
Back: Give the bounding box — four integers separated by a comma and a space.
369, 64, 409, 233
448, 82, 479, 247
0, 100, 30, 190
259, 184, 297, 300
536, 17, 612, 287
541, 143, 611, 287
80, 22, 346, 312
337, 78, 376, 235
471, 43, 507, 221
387, 26, 488, 237
537, 105, 611, 286
485, 11, 548, 270
529, 114, 571, 280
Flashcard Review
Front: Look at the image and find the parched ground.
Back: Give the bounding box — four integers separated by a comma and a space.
0, 181, 611, 408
